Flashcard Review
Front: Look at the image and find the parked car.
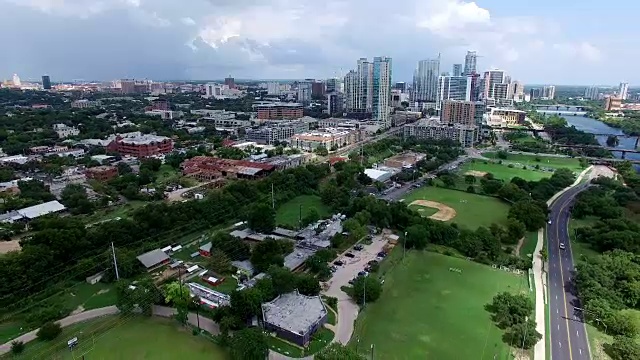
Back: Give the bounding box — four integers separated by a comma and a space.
377, 251, 387, 258
353, 244, 364, 251
330, 265, 338, 272
348, 278, 356, 285
333, 260, 344, 266
367, 260, 379, 266
358, 271, 369, 277
345, 252, 356, 258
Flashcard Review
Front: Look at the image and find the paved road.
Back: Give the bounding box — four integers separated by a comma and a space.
547, 184, 591, 360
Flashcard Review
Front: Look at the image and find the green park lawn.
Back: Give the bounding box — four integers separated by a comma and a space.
460, 160, 552, 181
7, 316, 229, 360
402, 186, 511, 229
519, 231, 539, 260
85, 201, 148, 224
350, 250, 529, 360
276, 195, 331, 228
482, 152, 584, 172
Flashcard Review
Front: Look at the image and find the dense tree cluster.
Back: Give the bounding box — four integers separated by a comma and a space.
485, 292, 541, 349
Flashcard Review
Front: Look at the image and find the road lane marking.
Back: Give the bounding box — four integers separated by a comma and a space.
556, 309, 559, 314
556, 195, 575, 360
556, 295, 558, 300
559, 342, 562, 348
579, 349, 582, 355
558, 324, 560, 330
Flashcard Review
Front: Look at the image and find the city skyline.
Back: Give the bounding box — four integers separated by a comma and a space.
0, 0, 634, 84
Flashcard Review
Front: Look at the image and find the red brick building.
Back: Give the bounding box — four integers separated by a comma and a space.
85, 166, 119, 182
181, 156, 275, 181
256, 103, 303, 120
107, 134, 173, 157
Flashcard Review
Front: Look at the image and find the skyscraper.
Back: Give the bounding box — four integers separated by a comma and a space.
344, 70, 358, 113
436, 75, 471, 110
542, 85, 556, 100
12, 74, 21, 87
394, 82, 407, 93
412, 56, 440, 103
619, 82, 629, 100
372, 56, 392, 128
297, 81, 312, 103
452, 64, 462, 77
357, 58, 373, 112
483, 70, 505, 99
326, 78, 339, 93
584, 86, 599, 100
42, 75, 51, 90
463, 51, 477, 75
224, 76, 235, 89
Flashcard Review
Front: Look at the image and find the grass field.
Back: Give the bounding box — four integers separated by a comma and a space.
267, 327, 334, 357
86, 201, 148, 224
7, 316, 229, 360
482, 152, 584, 172
460, 160, 553, 181
276, 195, 331, 228
519, 231, 539, 260
402, 187, 511, 229
350, 250, 528, 360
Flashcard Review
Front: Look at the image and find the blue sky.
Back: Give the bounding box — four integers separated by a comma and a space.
0, 0, 634, 85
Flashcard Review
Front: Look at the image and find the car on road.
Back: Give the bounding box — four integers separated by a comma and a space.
333, 260, 344, 266
548, 220, 552, 224
345, 252, 356, 258
559, 243, 566, 250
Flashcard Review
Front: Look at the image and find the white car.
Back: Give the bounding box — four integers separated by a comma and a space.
548, 220, 552, 224
559, 243, 566, 250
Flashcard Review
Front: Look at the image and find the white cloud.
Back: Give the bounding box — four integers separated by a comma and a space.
181, 17, 196, 26
416, 0, 491, 35
552, 42, 603, 62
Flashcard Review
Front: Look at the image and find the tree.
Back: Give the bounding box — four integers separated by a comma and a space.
496, 150, 509, 159
302, 208, 320, 227
251, 238, 292, 273
314, 146, 329, 156
440, 174, 457, 188
164, 281, 191, 325
508, 200, 547, 231
481, 179, 504, 194
10, 341, 25, 354
606, 135, 620, 147
466, 185, 476, 193
208, 249, 232, 274
297, 273, 321, 296
485, 292, 534, 329
230, 328, 269, 360
61, 184, 95, 215
505, 219, 527, 245
268, 265, 296, 295
607, 336, 640, 360
502, 319, 542, 349
36, 321, 62, 341
609, 311, 639, 337
230, 288, 263, 321
316, 343, 365, 360
464, 175, 476, 184
404, 224, 428, 250
247, 203, 276, 233
351, 276, 382, 305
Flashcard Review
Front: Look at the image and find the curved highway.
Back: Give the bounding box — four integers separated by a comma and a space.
547, 183, 591, 360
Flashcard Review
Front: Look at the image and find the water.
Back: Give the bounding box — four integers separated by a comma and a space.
536, 111, 640, 162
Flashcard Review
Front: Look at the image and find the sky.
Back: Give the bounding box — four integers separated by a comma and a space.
0, 0, 636, 85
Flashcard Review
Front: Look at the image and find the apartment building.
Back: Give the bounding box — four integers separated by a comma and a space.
404, 118, 477, 147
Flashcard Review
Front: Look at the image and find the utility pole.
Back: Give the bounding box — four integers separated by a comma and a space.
111, 242, 120, 281
299, 204, 302, 229
271, 183, 275, 209
370, 344, 375, 360
403, 231, 407, 260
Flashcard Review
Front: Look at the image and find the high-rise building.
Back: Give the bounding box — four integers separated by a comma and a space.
436, 75, 471, 110
372, 56, 393, 128
412, 56, 440, 103
326, 93, 344, 115
224, 76, 235, 89
12, 74, 21, 87
604, 96, 622, 111
326, 78, 339, 93
344, 70, 358, 113
441, 100, 483, 131
452, 64, 463, 77
394, 82, 407, 93
297, 81, 313, 103
584, 86, 599, 100
619, 82, 629, 100
344, 58, 374, 115
463, 51, 477, 75
483, 70, 505, 99
311, 82, 325, 97
510, 81, 525, 101
542, 85, 556, 100
493, 83, 509, 102
530, 88, 542, 100
42, 75, 51, 90
267, 82, 281, 96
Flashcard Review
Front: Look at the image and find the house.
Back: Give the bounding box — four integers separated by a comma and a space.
85, 166, 119, 182
136, 249, 171, 271
232, 260, 255, 276
199, 242, 212, 257
261, 290, 328, 346
86, 272, 105, 285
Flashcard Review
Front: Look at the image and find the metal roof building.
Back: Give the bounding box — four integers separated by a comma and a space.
136, 249, 170, 270
262, 290, 328, 346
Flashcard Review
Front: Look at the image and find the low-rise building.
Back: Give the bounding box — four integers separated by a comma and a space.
392, 111, 422, 127
107, 134, 173, 157
71, 99, 101, 108
0, 200, 67, 223
145, 110, 183, 120
485, 108, 526, 127
261, 290, 328, 346
53, 124, 80, 138
181, 156, 275, 181
404, 118, 477, 147
289, 128, 361, 151
136, 249, 171, 272
256, 103, 303, 120
85, 166, 119, 182
246, 118, 316, 145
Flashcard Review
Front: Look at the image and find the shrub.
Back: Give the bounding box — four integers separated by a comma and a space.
36, 321, 62, 341
325, 296, 338, 310
11, 341, 25, 354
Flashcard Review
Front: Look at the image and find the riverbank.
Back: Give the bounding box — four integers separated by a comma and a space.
594, 115, 640, 136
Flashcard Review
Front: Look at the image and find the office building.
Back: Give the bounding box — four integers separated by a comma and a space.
412, 57, 440, 102
394, 82, 407, 93
289, 128, 361, 151
311, 82, 325, 97
267, 82, 281, 96
343, 58, 373, 116
224, 76, 235, 89
619, 82, 629, 100
436, 76, 471, 111
452, 64, 462, 77
441, 100, 483, 127
42, 75, 51, 90
542, 85, 556, 100
584, 86, 599, 100
256, 103, 304, 120
463, 51, 477, 75
12, 74, 21, 87
297, 81, 312, 103
326, 93, 344, 116
483, 70, 505, 100
372, 56, 393, 127
604, 96, 622, 111
404, 118, 477, 147
493, 83, 509, 102
246, 119, 314, 145
326, 78, 339, 93
107, 134, 173, 157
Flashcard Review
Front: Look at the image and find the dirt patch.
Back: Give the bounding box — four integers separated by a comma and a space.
0, 240, 21, 254
409, 200, 457, 221
97, 289, 110, 295
465, 170, 488, 177
70, 305, 85, 315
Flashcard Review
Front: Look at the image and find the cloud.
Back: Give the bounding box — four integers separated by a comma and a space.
181, 17, 196, 26
552, 42, 603, 62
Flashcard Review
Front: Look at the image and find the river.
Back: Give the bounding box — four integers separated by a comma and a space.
537, 109, 639, 162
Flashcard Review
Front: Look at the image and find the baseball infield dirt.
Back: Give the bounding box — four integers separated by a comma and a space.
465, 170, 488, 177
409, 200, 457, 221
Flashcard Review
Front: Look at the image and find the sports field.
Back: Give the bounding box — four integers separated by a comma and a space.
460, 161, 552, 181
350, 250, 528, 360
482, 152, 583, 172
402, 187, 511, 229
276, 195, 331, 228
10, 316, 228, 359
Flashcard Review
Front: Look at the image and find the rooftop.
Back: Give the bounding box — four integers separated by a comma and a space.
118, 134, 170, 145
256, 102, 303, 108
262, 290, 327, 335
283, 247, 316, 270
136, 248, 170, 268
17, 200, 66, 219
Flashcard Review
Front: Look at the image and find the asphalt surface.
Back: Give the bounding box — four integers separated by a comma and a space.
547, 184, 591, 360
